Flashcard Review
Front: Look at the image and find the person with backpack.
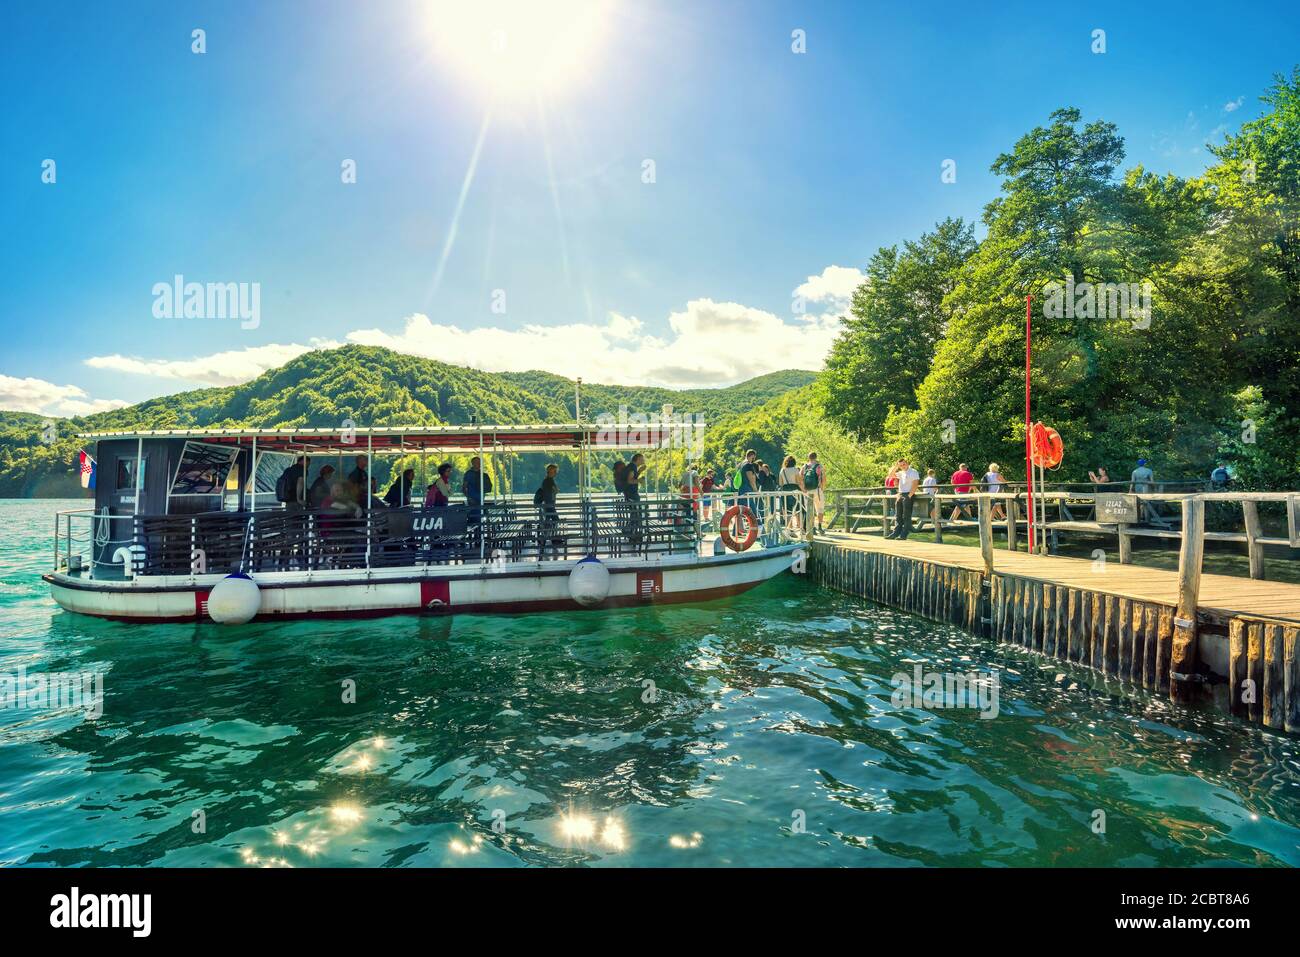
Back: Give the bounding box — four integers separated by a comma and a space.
802, 453, 825, 534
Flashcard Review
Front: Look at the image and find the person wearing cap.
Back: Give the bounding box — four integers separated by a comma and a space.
1131, 458, 1154, 494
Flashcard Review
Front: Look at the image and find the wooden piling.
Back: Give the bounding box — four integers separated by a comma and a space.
1170, 496, 1205, 703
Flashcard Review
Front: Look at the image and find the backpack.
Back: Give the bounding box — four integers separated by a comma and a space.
613, 461, 628, 493
801, 462, 821, 489
276, 467, 294, 503
731, 464, 745, 491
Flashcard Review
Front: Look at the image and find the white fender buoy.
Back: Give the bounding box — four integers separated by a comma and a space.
568, 556, 610, 607
207, 572, 261, 624
112, 544, 146, 578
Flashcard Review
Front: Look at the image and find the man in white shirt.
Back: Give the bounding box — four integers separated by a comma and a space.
885, 459, 920, 539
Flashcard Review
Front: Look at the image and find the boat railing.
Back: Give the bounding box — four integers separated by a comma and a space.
118, 497, 701, 577
54, 489, 808, 579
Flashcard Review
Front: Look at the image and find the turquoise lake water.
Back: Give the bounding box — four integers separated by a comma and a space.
2, 498, 1299, 866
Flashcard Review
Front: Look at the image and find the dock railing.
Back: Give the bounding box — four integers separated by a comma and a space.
832, 484, 1300, 580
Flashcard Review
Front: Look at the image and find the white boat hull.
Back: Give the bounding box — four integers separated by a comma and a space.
45, 544, 804, 622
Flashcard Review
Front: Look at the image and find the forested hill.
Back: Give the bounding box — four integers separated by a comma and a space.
0, 345, 816, 496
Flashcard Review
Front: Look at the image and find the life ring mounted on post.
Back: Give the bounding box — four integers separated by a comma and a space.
719, 504, 758, 551
1030, 422, 1064, 469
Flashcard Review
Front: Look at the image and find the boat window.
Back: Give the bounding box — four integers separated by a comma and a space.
115, 457, 145, 491
170, 442, 239, 496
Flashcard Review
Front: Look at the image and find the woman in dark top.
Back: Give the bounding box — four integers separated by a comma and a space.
534, 464, 561, 557
624, 454, 644, 501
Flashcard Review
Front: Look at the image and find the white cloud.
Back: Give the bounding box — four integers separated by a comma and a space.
793, 265, 865, 307
84, 342, 337, 386
348, 300, 838, 387
0, 375, 129, 417
67, 266, 858, 393
1224, 96, 1244, 113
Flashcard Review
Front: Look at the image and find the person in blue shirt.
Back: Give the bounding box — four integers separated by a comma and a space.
1130, 459, 1154, 493
1210, 463, 1230, 490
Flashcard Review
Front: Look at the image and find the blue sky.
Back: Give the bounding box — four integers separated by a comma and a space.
2, 0, 1297, 415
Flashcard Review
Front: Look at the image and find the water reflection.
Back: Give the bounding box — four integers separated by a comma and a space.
3, 534, 1300, 866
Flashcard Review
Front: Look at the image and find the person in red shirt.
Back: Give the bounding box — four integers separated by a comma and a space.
949, 462, 975, 522
700, 469, 716, 521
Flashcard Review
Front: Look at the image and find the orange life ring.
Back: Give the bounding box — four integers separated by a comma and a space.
1030, 422, 1064, 468
719, 504, 758, 551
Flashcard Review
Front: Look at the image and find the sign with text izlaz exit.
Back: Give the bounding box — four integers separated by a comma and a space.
1095, 493, 1139, 524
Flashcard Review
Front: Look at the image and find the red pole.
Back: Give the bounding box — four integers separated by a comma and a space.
1025, 294, 1034, 552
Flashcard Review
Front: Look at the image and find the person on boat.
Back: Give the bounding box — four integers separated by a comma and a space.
278, 456, 308, 509
624, 454, 646, 544
462, 457, 492, 507
885, 458, 920, 540
681, 461, 702, 522
425, 463, 453, 507
624, 453, 644, 501
308, 464, 335, 509
700, 468, 716, 521
778, 455, 803, 531
949, 462, 975, 522
346, 455, 370, 503
613, 460, 629, 498
984, 463, 1007, 521
534, 463, 562, 558
1087, 465, 1111, 488
368, 477, 386, 510
1130, 458, 1154, 494
384, 468, 415, 508
803, 452, 825, 534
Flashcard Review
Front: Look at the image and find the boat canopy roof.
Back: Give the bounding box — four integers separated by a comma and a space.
78, 423, 680, 455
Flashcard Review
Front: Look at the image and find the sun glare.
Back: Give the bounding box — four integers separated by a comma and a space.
426, 0, 613, 102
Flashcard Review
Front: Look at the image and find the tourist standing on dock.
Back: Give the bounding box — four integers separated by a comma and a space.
949, 462, 975, 522
1130, 458, 1154, 493
984, 463, 1006, 520
885, 459, 919, 539
1210, 463, 1230, 490
922, 468, 938, 525
1087, 465, 1111, 489
803, 452, 825, 534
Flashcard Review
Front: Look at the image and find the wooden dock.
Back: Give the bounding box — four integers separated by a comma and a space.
810, 528, 1300, 734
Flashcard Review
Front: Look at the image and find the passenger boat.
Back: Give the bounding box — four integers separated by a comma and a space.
44, 424, 806, 623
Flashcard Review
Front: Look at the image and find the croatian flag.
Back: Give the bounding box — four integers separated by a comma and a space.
78, 450, 96, 490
